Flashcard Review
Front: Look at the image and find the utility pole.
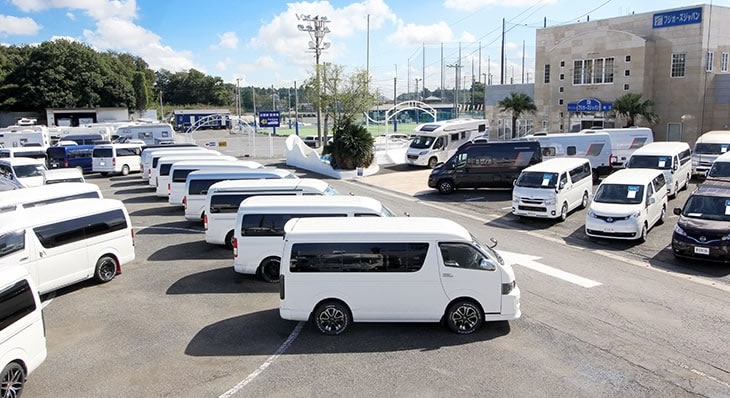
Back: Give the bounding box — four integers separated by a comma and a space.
500, 17, 505, 85
294, 80, 299, 136
297, 14, 331, 144
415, 78, 422, 102
407, 59, 410, 99
446, 63, 462, 118
521, 40, 525, 84
482, 73, 487, 121
236, 78, 241, 130
366, 14, 370, 129
457, 41, 461, 111
394, 64, 397, 132
471, 58, 475, 111
488, 56, 491, 85
478, 41, 482, 84
159, 91, 163, 121
252, 86, 257, 156
440, 42, 444, 100
422, 43, 425, 102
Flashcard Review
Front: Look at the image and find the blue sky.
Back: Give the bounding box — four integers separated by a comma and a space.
0, 0, 721, 96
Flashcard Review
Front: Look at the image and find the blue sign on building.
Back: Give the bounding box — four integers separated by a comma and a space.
258, 111, 281, 128
567, 98, 612, 112
652, 7, 702, 29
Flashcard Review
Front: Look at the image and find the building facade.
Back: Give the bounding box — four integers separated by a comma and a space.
535, 4, 730, 145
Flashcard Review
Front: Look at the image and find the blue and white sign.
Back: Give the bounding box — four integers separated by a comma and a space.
567, 98, 613, 113
653, 7, 702, 29
258, 110, 281, 128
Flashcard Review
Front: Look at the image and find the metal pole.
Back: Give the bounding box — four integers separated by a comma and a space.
457, 41, 461, 113
488, 56, 491, 85
478, 41, 482, 84
394, 64, 397, 132
440, 43, 444, 98
366, 14, 370, 129
407, 59, 410, 99
159, 91, 163, 122
501, 17, 505, 85
294, 81, 299, 136
522, 40, 525, 84
422, 43, 425, 102
252, 86, 257, 156
270, 86, 274, 157
482, 73, 487, 121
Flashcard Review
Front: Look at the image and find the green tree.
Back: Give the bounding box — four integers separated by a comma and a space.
329, 122, 375, 170
613, 93, 658, 127
498, 92, 537, 139
132, 72, 149, 112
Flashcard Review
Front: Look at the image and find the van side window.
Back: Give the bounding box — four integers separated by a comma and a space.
567, 146, 577, 156
629, 137, 647, 149
0, 230, 25, 259
542, 147, 556, 157
455, 152, 468, 168
439, 243, 486, 270
559, 173, 568, 187
646, 183, 654, 202
586, 144, 604, 157
0, 279, 37, 332
242, 214, 346, 237
433, 137, 444, 149
34, 209, 127, 249
24, 191, 100, 209
451, 133, 459, 141
569, 163, 591, 182
460, 131, 466, 139
0, 165, 11, 178
679, 149, 691, 165
354, 213, 379, 217
289, 242, 429, 272
652, 175, 666, 192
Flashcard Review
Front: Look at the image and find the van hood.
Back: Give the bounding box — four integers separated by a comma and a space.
678, 216, 730, 236
19, 176, 44, 188
590, 201, 641, 216
513, 186, 555, 200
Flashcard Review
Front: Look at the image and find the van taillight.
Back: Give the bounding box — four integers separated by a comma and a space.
203, 214, 208, 231
64, 159, 68, 168
167, 183, 171, 194
609, 154, 615, 165
148, 168, 151, 176
112, 157, 116, 166
131, 229, 135, 246
233, 238, 238, 258
183, 196, 187, 209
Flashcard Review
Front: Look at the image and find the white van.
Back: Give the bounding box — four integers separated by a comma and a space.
166, 160, 264, 202
512, 158, 593, 220
0, 158, 47, 188
233, 196, 394, 282
707, 151, 730, 182
527, 132, 613, 181
205, 179, 339, 248
626, 142, 692, 198
141, 147, 211, 181
0, 128, 51, 149
0, 148, 48, 161
585, 169, 668, 242
579, 127, 653, 167
182, 169, 298, 216
279, 217, 520, 335
92, 144, 142, 176
0, 199, 135, 294
114, 124, 175, 146
406, 119, 487, 168
42, 168, 85, 184
692, 130, 730, 177
153, 155, 237, 196
0, 183, 102, 214
147, 150, 221, 186
0, 265, 46, 395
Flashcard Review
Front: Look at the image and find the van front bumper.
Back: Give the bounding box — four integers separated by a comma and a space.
585, 217, 641, 240
672, 235, 730, 263
512, 198, 558, 218
406, 154, 428, 166
487, 286, 521, 321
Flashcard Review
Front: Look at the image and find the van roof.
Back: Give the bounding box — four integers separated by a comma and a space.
696, 130, 730, 144
0, 182, 99, 207
580, 127, 652, 134
414, 118, 488, 134
157, 154, 230, 164
714, 152, 730, 162
284, 217, 471, 241
523, 157, 590, 172
0, 198, 126, 234
187, 168, 293, 179
602, 168, 662, 185
531, 132, 610, 140
693, 181, 730, 197
0, 265, 30, 287
0, 147, 47, 154
145, 147, 207, 155
94, 143, 141, 149
630, 142, 689, 155
240, 195, 382, 212
43, 168, 83, 179
209, 178, 327, 193
170, 160, 262, 169
0, 157, 45, 166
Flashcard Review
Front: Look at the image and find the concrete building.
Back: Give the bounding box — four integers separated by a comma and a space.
46, 107, 129, 127
535, 4, 730, 145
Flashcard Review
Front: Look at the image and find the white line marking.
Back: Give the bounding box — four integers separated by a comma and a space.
133, 225, 204, 234
465, 196, 485, 201
501, 206, 513, 210
500, 251, 602, 288
41, 292, 56, 309
219, 322, 304, 398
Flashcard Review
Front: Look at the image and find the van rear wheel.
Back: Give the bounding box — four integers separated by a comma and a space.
428, 157, 438, 169
259, 258, 281, 283
224, 231, 235, 250
0, 362, 25, 398
121, 165, 130, 176
446, 300, 483, 334
314, 301, 351, 335
580, 192, 589, 209
94, 255, 118, 283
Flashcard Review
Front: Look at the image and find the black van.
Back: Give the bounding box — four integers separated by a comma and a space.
428, 141, 542, 194
671, 181, 730, 263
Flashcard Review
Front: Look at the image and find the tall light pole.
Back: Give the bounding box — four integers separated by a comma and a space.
415, 78, 422, 102
446, 63, 462, 118
236, 78, 241, 126
297, 15, 331, 143
481, 73, 487, 121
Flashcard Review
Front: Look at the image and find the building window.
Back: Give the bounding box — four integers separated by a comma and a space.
671, 53, 686, 78
559, 112, 564, 118
594, 58, 603, 83
722, 52, 729, 72
623, 84, 630, 91
559, 73, 564, 80
544, 64, 551, 84
542, 120, 548, 129
560, 60, 565, 68
625, 55, 631, 63
559, 86, 564, 93
667, 123, 682, 141
624, 69, 630, 77
559, 98, 564, 105
573, 57, 614, 85
560, 124, 564, 131
706, 51, 714, 72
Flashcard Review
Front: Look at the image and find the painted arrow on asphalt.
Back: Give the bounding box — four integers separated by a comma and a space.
498, 250, 602, 288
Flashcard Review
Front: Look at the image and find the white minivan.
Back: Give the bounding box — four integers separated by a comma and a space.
579, 127, 653, 167
692, 130, 730, 177
707, 151, 730, 182
166, 160, 264, 203
0, 198, 135, 294
0, 148, 48, 161
0, 265, 47, 396
406, 119, 487, 168
512, 158, 593, 220
0, 158, 47, 188
233, 196, 394, 282
92, 144, 142, 176
585, 169, 668, 242
153, 155, 236, 196
205, 179, 339, 248
0, 182, 102, 214
141, 147, 212, 182
42, 168, 85, 184
626, 142, 692, 198
279, 217, 521, 335
527, 132, 613, 181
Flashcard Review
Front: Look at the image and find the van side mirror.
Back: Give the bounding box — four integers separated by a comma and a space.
489, 238, 498, 248
673, 208, 681, 215
648, 197, 656, 205
479, 258, 497, 271
559, 181, 566, 190
403, 212, 411, 217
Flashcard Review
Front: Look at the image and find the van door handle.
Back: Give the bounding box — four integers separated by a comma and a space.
19, 257, 28, 262
442, 273, 453, 278
39, 251, 46, 258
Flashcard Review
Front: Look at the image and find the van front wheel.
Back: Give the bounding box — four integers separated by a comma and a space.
259, 258, 281, 283
94, 255, 118, 283
428, 157, 438, 168
0, 362, 25, 398
446, 300, 483, 334
437, 180, 454, 194
314, 301, 351, 335
224, 231, 235, 250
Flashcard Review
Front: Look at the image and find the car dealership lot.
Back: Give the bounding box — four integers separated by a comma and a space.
25, 163, 730, 398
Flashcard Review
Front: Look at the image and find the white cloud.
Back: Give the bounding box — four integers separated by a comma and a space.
443, 0, 557, 11
239, 56, 279, 72
506, 41, 518, 50
0, 14, 42, 35
216, 61, 227, 71
460, 31, 475, 43
388, 21, 452, 46
211, 31, 238, 50
51, 35, 79, 42
11, 0, 137, 20
65, 11, 75, 20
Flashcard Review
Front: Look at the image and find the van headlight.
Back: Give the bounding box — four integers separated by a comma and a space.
544, 198, 556, 205
629, 210, 641, 219
587, 209, 597, 218
419, 150, 429, 156
722, 233, 730, 241
501, 280, 516, 294
674, 225, 687, 237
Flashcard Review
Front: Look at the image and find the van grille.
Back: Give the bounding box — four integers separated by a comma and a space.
407, 155, 419, 160
518, 205, 546, 212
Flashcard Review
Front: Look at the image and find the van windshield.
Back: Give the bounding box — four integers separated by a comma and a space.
594, 183, 644, 205
324, 186, 339, 196
0, 230, 25, 259
410, 136, 434, 149
516, 172, 558, 188
708, 162, 730, 178
13, 164, 45, 178
380, 206, 395, 217
627, 155, 672, 170
682, 195, 730, 221
694, 143, 729, 155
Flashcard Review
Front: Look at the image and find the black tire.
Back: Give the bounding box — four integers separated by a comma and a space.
559, 202, 568, 222
446, 300, 483, 334
314, 301, 351, 335
670, 182, 678, 199
592, 169, 600, 183
94, 255, 118, 283
437, 180, 454, 194
580, 192, 589, 209
658, 206, 666, 225
427, 157, 438, 169
638, 223, 648, 243
259, 258, 281, 283
224, 231, 235, 250
121, 165, 130, 176
100, 172, 109, 177
0, 362, 25, 398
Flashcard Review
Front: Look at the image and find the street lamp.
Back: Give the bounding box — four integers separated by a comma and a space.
297, 15, 331, 143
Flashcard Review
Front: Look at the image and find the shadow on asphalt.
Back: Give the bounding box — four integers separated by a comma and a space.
148, 239, 228, 261
122, 195, 168, 204
650, 251, 730, 278
129, 205, 183, 218
110, 180, 147, 188
134, 220, 202, 235
414, 188, 513, 203
166, 266, 277, 295
185, 309, 511, 357
115, 187, 156, 195
109, 175, 140, 182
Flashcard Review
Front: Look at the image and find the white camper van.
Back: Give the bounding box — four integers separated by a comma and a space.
42, 168, 85, 184
406, 119, 487, 168
279, 217, 520, 335
153, 155, 236, 195
626, 142, 692, 198
527, 132, 613, 181
114, 124, 175, 145
0, 129, 51, 149
92, 144, 142, 176
204, 179, 339, 248
167, 160, 264, 204
692, 130, 730, 177
579, 127, 653, 167
0, 183, 102, 214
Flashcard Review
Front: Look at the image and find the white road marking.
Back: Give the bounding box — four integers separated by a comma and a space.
500, 251, 602, 288
219, 322, 304, 398
133, 225, 204, 234
465, 196, 485, 201
501, 206, 513, 210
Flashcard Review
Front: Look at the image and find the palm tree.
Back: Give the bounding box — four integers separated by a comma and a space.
613, 93, 659, 127
498, 92, 537, 139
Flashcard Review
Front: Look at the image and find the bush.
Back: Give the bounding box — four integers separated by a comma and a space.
329, 122, 374, 170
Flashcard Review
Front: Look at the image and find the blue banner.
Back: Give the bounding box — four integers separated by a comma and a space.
653, 7, 702, 29
258, 110, 281, 128
567, 98, 612, 112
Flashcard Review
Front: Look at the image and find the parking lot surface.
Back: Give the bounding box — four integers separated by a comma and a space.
25, 153, 730, 398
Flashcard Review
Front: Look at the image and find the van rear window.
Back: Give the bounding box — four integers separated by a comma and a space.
172, 169, 196, 182
289, 242, 429, 273
34, 209, 127, 249
93, 148, 113, 158
242, 214, 345, 237
0, 279, 37, 333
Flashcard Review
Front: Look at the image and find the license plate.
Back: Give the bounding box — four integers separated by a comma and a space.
100, 162, 105, 166
527, 212, 537, 217
694, 247, 710, 255
604, 228, 615, 233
